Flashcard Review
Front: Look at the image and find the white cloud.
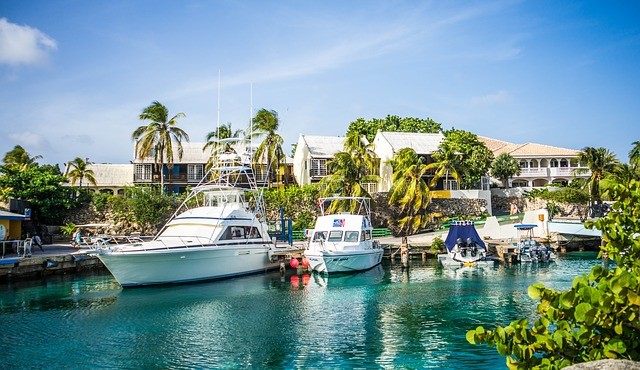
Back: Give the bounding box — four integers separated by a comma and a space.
470, 90, 512, 106
0, 18, 57, 66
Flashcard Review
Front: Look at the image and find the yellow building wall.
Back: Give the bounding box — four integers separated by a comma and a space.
0, 219, 22, 240
430, 190, 451, 199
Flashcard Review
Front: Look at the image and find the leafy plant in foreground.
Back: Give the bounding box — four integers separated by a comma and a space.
467, 179, 640, 369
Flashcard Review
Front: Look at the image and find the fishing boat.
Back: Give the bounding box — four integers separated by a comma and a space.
95, 152, 293, 287
514, 224, 557, 263
438, 221, 494, 267
303, 197, 384, 273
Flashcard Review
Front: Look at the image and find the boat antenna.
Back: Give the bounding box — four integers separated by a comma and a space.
216, 70, 221, 135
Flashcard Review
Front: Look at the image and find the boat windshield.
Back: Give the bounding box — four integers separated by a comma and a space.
344, 231, 359, 242
160, 224, 220, 241
328, 231, 343, 242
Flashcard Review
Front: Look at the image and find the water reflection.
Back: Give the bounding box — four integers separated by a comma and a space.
0, 253, 601, 369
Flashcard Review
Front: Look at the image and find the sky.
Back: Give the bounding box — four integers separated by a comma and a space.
1, 0, 639, 167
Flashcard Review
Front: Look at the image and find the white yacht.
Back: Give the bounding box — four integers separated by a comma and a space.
95, 153, 292, 287
304, 197, 384, 273
438, 221, 494, 268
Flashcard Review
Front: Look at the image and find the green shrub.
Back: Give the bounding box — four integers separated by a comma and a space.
467, 180, 640, 368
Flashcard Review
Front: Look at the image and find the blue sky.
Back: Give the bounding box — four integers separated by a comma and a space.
1, 1, 639, 167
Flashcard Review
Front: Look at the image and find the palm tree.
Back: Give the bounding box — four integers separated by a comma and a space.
319, 131, 380, 213
2, 145, 42, 169
203, 122, 245, 169
629, 140, 640, 166
251, 109, 285, 186
425, 145, 463, 190
388, 148, 431, 235
132, 101, 189, 193
574, 147, 619, 205
66, 157, 97, 188
491, 153, 521, 188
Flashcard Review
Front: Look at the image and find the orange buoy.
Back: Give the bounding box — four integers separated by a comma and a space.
301, 256, 310, 268
289, 257, 299, 268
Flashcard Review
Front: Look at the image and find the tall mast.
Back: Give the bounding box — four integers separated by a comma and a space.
216, 70, 221, 135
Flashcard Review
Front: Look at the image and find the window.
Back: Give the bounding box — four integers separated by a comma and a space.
550, 159, 559, 168
310, 159, 328, 177
364, 230, 372, 240
519, 160, 529, 168
444, 180, 458, 190
328, 230, 343, 242
560, 159, 568, 168
344, 231, 359, 242
362, 182, 378, 194
512, 180, 528, 187
188, 164, 204, 181
313, 231, 327, 242
135, 164, 153, 180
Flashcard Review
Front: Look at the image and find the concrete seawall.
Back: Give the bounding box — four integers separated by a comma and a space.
0, 244, 105, 281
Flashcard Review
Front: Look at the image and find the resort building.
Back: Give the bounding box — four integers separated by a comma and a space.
478, 137, 591, 187
292, 135, 346, 186
63, 164, 133, 195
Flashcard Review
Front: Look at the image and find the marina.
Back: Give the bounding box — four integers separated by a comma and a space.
0, 252, 601, 369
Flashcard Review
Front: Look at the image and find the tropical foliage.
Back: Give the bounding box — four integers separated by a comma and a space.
347, 115, 442, 142
65, 157, 97, 188
425, 144, 463, 189
261, 185, 320, 231
574, 147, 619, 205
491, 153, 521, 188
387, 148, 431, 235
91, 186, 181, 232
0, 163, 75, 224
132, 101, 189, 193
203, 122, 245, 169
2, 145, 42, 169
435, 129, 494, 189
251, 109, 285, 185
467, 178, 640, 369
319, 131, 379, 212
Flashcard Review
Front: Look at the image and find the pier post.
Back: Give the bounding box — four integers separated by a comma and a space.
401, 236, 409, 268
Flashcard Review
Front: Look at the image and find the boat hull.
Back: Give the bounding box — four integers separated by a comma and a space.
304, 249, 384, 273
437, 253, 495, 268
98, 244, 278, 287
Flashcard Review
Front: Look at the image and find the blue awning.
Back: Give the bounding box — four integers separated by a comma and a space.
444, 222, 486, 252
0, 210, 26, 221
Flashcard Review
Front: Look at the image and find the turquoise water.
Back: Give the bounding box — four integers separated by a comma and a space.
0, 253, 600, 369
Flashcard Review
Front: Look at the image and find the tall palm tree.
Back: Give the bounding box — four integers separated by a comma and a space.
574, 147, 619, 205
2, 145, 42, 169
629, 140, 640, 166
388, 148, 431, 235
251, 109, 285, 185
319, 131, 380, 213
203, 123, 245, 169
132, 101, 189, 193
425, 145, 463, 190
491, 153, 521, 188
66, 157, 97, 188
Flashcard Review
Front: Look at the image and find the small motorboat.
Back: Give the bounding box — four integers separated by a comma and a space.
304, 197, 384, 273
438, 221, 494, 267
514, 224, 557, 263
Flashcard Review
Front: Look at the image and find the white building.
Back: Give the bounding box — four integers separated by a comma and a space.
292, 135, 346, 186
478, 137, 590, 187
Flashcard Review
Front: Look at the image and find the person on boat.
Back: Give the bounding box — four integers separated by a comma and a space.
455, 238, 467, 257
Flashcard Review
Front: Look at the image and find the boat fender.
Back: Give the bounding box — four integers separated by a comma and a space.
42, 259, 59, 268
301, 256, 310, 268
289, 257, 299, 269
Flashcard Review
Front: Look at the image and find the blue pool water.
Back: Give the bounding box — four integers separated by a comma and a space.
0, 252, 600, 369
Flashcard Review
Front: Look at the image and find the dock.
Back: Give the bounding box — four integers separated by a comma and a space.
0, 244, 104, 281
